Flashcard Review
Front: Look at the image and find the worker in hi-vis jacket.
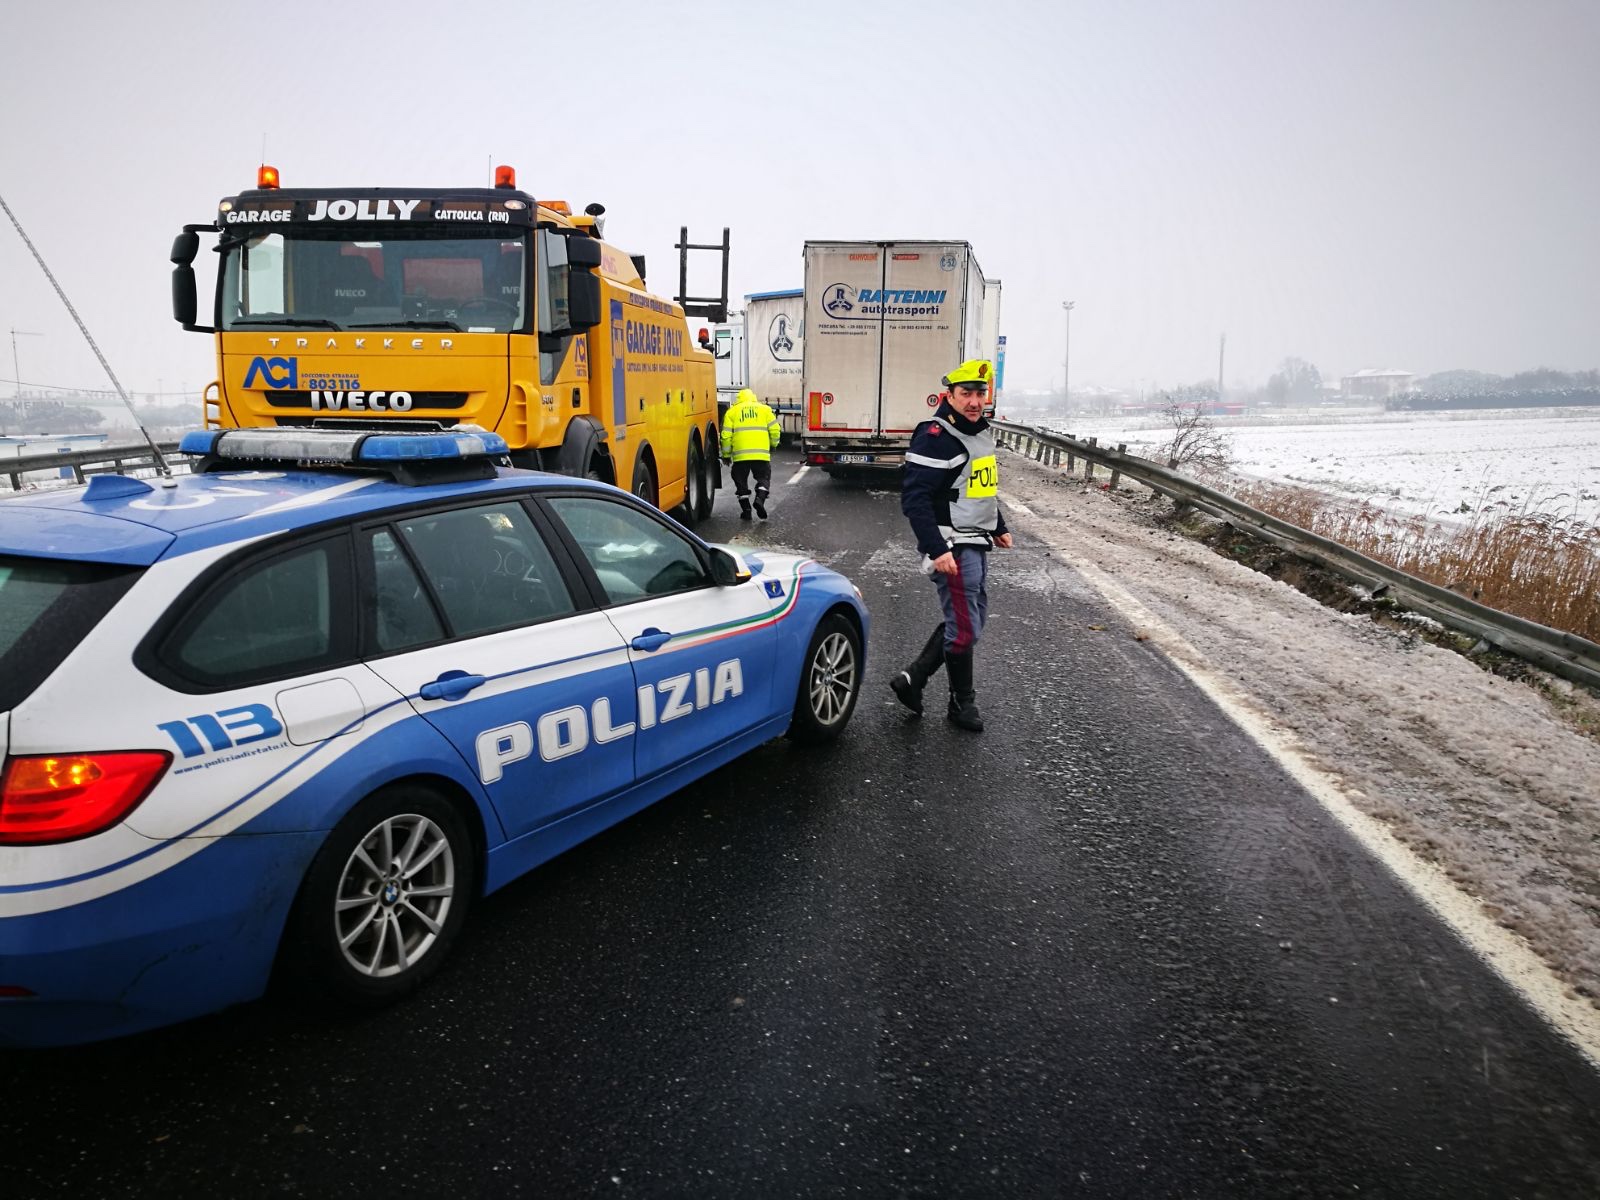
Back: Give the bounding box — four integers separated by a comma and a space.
720, 388, 782, 520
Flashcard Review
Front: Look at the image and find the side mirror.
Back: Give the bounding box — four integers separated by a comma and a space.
566, 236, 603, 271
708, 547, 752, 587
567, 272, 602, 330
172, 265, 198, 327
170, 231, 199, 265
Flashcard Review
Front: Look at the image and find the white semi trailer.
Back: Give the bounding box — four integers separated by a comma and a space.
801, 240, 1000, 471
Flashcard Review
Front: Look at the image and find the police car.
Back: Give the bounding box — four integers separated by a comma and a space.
0, 428, 867, 1046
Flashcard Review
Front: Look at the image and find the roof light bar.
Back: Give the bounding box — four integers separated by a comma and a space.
181, 427, 508, 463
258, 164, 280, 189
178, 427, 510, 483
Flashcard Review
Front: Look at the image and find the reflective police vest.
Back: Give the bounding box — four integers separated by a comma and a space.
721, 400, 782, 463
934, 416, 1000, 547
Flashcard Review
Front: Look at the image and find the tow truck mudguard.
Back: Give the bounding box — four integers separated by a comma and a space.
557, 416, 610, 483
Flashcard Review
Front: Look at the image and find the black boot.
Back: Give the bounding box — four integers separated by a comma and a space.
889, 623, 946, 715
753, 489, 769, 520
944, 652, 984, 732
738, 496, 752, 520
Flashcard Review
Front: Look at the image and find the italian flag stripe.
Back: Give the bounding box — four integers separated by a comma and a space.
661, 558, 810, 651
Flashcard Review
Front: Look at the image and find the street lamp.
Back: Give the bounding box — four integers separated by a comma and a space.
1061, 301, 1075, 414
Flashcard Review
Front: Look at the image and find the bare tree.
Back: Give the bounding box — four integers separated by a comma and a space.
1267, 357, 1323, 406
1155, 388, 1231, 473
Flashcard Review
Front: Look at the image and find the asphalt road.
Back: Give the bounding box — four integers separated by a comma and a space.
4, 450, 1599, 1198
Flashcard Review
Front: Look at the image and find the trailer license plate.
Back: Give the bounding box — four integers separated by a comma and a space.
838, 454, 874, 464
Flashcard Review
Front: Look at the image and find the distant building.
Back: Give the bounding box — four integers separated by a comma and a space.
1341, 368, 1414, 399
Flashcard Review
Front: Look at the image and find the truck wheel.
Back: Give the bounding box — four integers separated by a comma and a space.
787, 612, 862, 744
286, 785, 476, 1007
694, 439, 716, 522
631, 456, 658, 508
680, 442, 704, 526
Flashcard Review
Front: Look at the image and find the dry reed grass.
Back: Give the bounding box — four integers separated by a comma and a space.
1227, 479, 1600, 644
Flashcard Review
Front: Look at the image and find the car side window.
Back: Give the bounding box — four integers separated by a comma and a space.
547, 496, 710, 603
395, 503, 576, 637
167, 541, 338, 685
360, 529, 444, 653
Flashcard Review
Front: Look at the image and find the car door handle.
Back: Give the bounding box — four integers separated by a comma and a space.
419, 670, 487, 702
630, 628, 672, 652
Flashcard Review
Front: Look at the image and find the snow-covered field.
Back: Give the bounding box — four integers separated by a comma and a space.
1042, 408, 1600, 529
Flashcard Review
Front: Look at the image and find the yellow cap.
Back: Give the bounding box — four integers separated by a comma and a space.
942, 359, 994, 388
736, 388, 759, 405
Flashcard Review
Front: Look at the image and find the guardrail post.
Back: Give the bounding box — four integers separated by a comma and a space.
1084, 437, 1097, 480
1110, 443, 1126, 491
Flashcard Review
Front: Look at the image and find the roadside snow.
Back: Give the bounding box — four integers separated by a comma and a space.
997, 448, 1600, 1018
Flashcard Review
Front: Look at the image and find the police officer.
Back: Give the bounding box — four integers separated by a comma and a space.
891, 359, 1012, 732
720, 387, 782, 519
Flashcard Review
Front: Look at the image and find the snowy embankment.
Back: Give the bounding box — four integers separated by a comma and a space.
998, 448, 1600, 1022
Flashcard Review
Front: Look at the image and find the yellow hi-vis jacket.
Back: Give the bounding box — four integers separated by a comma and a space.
721, 397, 782, 462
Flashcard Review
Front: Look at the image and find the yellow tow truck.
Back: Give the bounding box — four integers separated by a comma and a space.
170, 165, 727, 521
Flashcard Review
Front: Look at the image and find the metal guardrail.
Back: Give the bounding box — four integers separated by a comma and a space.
2, 442, 183, 491
992, 419, 1600, 692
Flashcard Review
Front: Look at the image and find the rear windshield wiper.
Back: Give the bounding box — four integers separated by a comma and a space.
350, 320, 464, 332
232, 317, 342, 330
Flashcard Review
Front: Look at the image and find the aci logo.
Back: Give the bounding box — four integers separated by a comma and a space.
243, 356, 298, 389
610, 306, 627, 359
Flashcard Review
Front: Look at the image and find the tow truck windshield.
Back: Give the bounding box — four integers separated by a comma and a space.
219, 228, 528, 335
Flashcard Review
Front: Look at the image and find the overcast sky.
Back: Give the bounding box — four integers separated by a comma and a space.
2, 0, 1596, 402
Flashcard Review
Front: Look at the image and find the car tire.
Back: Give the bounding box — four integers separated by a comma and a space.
680, 441, 704, 526
788, 611, 862, 744
632, 455, 658, 508
287, 785, 476, 1007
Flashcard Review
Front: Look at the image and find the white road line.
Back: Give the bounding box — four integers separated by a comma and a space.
1002, 493, 1034, 516
787, 465, 812, 486
1042, 536, 1600, 1073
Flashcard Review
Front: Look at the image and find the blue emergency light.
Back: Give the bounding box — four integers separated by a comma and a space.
178, 427, 511, 484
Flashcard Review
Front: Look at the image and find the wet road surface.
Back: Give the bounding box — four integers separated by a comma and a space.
4, 451, 1599, 1198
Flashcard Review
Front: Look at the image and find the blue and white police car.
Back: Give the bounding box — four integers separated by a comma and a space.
0, 428, 867, 1046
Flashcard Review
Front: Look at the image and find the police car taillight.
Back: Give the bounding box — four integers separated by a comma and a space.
0, 752, 172, 845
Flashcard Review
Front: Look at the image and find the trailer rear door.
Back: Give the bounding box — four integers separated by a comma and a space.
804, 244, 884, 437
879, 243, 967, 436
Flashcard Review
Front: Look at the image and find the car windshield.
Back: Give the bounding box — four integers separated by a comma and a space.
0, 555, 138, 711
219, 228, 529, 334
